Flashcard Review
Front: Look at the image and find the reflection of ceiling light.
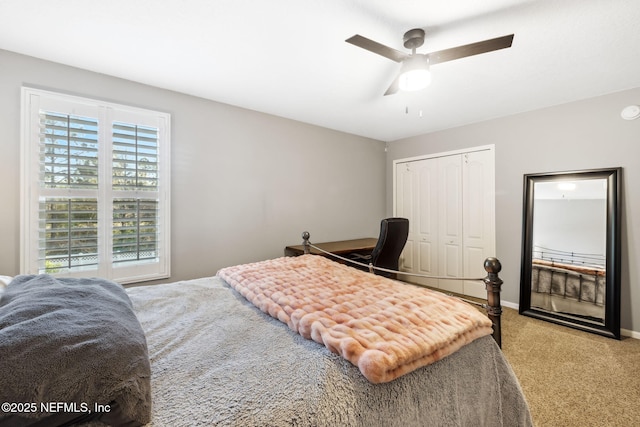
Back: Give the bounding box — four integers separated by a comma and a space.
621, 105, 640, 120
399, 55, 431, 92
557, 182, 576, 191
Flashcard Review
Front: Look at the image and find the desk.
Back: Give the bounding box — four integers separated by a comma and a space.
284, 238, 377, 258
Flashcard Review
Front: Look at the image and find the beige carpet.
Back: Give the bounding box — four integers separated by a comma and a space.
500, 307, 640, 426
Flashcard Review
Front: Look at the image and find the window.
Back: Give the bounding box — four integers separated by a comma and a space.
21, 88, 170, 284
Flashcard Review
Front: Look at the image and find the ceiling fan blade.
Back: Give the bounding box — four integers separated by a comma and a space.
384, 74, 400, 96
427, 34, 514, 65
346, 34, 409, 63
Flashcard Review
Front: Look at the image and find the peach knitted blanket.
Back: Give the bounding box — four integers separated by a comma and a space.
218, 255, 493, 383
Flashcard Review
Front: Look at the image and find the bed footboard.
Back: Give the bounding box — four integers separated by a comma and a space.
301, 231, 504, 347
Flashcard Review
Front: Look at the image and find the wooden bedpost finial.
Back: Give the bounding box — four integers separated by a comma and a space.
302, 231, 310, 254
483, 257, 503, 348
484, 257, 502, 275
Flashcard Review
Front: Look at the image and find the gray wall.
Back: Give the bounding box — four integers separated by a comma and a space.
0, 49, 386, 283
386, 87, 640, 334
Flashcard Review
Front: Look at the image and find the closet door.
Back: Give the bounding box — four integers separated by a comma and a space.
395, 162, 415, 274
462, 150, 495, 298
438, 155, 463, 293
415, 159, 439, 287
395, 160, 438, 287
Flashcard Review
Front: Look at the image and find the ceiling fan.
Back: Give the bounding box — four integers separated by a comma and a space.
346, 29, 514, 96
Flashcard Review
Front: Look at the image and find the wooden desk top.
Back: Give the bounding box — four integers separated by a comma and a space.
284, 238, 377, 256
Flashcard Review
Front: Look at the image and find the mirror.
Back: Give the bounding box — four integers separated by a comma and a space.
519, 168, 621, 339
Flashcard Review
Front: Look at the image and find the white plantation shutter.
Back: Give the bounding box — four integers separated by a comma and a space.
112, 122, 159, 190
39, 198, 99, 272
112, 123, 160, 264
38, 112, 100, 272
42, 112, 99, 189
21, 88, 171, 283
112, 198, 159, 263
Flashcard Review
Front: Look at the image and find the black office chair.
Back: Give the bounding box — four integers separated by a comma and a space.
351, 217, 409, 279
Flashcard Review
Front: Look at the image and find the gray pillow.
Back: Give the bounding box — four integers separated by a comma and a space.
0, 275, 151, 426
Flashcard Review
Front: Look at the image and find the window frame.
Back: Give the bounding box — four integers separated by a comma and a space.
20, 87, 171, 284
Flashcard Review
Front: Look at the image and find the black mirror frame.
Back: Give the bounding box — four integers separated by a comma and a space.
519, 167, 621, 339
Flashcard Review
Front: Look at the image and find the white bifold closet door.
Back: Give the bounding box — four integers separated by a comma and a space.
394, 147, 495, 298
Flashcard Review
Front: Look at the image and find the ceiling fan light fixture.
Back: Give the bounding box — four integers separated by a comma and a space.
399, 69, 431, 91
398, 55, 431, 92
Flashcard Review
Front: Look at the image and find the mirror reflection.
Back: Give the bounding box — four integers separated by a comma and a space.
519, 168, 621, 339
530, 179, 607, 324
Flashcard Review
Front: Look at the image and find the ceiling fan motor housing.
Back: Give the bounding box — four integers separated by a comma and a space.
403, 28, 425, 50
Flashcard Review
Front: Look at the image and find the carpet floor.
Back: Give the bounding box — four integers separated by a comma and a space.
500, 307, 640, 426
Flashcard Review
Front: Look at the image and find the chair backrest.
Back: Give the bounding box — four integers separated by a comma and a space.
370, 217, 409, 278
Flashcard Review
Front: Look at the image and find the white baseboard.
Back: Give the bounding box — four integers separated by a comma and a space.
499, 300, 640, 339
501, 300, 519, 310
621, 328, 640, 339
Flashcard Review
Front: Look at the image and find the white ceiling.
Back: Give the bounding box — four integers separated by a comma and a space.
2, 0, 640, 141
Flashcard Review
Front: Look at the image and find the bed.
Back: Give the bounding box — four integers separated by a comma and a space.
0, 251, 532, 426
